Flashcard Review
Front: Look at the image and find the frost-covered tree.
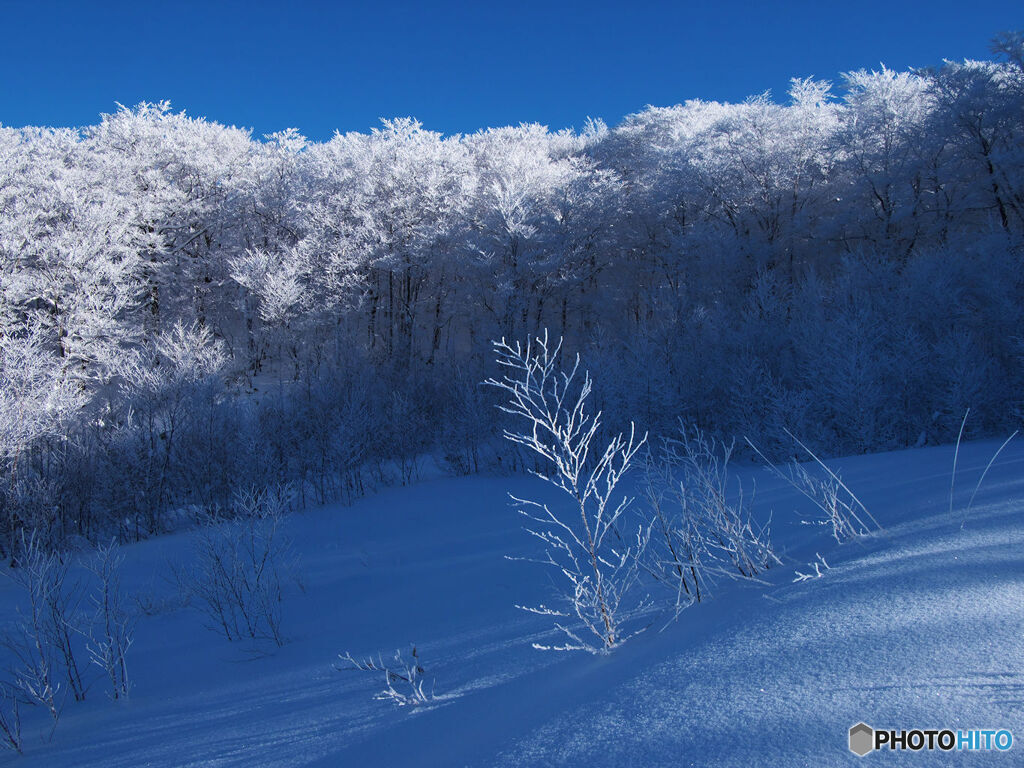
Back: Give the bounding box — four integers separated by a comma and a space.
488, 333, 648, 653
0, 326, 84, 552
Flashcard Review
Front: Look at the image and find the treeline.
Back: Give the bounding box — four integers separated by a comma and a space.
1, 36, 1022, 550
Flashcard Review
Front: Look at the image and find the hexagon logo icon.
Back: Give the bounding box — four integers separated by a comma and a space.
849, 722, 874, 756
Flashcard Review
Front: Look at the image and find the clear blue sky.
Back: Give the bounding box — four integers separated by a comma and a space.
1, 0, 1020, 140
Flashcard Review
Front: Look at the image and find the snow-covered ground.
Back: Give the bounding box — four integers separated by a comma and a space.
2, 439, 1022, 766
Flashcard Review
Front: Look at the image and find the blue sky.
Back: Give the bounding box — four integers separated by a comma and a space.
1, 0, 1020, 140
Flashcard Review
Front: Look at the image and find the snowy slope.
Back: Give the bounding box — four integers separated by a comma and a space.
1, 439, 1022, 766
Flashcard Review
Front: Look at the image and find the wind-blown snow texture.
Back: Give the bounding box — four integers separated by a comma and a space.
2, 439, 1022, 766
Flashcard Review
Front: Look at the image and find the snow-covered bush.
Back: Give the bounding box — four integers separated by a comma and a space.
642, 455, 710, 615
339, 645, 435, 707
180, 488, 295, 648
788, 464, 866, 542
793, 553, 831, 582
645, 427, 781, 606
2, 531, 87, 724
487, 333, 649, 653
748, 432, 880, 543
85, 540, 133, 700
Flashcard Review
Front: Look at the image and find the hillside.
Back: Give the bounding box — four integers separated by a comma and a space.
1, 438, 1020, 766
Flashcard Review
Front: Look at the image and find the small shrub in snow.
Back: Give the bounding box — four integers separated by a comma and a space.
85, 540, 133, 699
649, 427, 781, 589
787, 463, 866, 542
641, 453, 710, 616
131, 590, 187, 618
339, 646, 434, 707
487, 333, 649, 654
180, 487, 294, 648
748, 430, 880, 543
793, 553, 831, 582
2, 531, 87, 724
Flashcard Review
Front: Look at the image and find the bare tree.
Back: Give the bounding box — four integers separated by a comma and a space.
487, 332, 649, 653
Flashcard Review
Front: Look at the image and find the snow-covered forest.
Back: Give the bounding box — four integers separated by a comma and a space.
2, 38, 1023, 553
